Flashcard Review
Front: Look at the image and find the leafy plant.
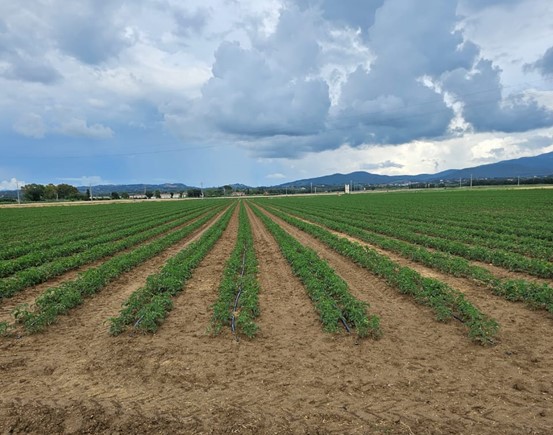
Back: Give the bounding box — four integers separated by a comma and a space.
251, 204, 381, 339
109, 204, 236, 335
211, 204, 260, 338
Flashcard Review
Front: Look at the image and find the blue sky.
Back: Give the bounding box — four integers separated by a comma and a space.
1, 0, 553, 189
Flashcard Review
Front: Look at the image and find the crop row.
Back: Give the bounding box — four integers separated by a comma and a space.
12, 205, 231, 333
0, 205, 224, 301
251, 204, 381, 338
298, 202, 553, 261
266, 204, 553, 315
258, 204, 499, 345
272, 202, 553, 279
0, 203, 172, 246
0, 204, 219, 278
211, 203, 260, 338
281, 192, 553, 242
109, 204, 236, 335
0, 202, 213, 260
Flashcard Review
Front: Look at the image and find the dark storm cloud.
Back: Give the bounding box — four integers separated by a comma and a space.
167, 6, 331, 153
442, 59, 553, 132
166, 0, 553, 158
204, 39, 330, 137
516, 135, 553, 150
0, 13, 61, 84
54, 2, 133, 65
524, 46, 553, 77
0, 53, 62, 84
324, 0, 474, 145
296, 0, 385, 35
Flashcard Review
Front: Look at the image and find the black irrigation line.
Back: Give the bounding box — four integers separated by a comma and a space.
231, 243, 248, 339
340, 315, 351, 333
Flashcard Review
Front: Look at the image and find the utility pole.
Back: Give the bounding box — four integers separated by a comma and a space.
310, 182, 312, 194
89, 183, 93, 201
201, 182, 204, 198
470, 174, 473, 188
518, 176, 520, 186
459, 177, 462, 188
16, 181, 20, 205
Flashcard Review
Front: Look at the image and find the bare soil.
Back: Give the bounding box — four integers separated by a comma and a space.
0, 203, 552, 434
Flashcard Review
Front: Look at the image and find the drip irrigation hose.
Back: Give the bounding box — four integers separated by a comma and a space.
231, 244, 247, 337
340, 316, 351, 333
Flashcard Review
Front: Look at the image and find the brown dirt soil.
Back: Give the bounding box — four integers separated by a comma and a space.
0, 203, 551, 434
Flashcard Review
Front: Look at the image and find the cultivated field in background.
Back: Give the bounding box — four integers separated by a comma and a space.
1, 189, 552, 434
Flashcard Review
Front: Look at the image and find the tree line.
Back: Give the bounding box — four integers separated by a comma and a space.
21, 184, 85, 201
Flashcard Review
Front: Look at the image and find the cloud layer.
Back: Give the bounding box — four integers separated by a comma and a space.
0, 0, 552, 186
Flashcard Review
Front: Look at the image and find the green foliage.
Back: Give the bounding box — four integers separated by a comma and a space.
22, 184, 45, 201
11, 205, 229, 333
0, 202, 204, 261
56, 184, 80, 200
211, 203, 260, 338
260, 204, 498, 345
0, 204, 222, 300
109, 204, 236, 335
111, 191, 120, 200
0, 321, 10, 336
251, 204, 380, 339
266, 192, 553, 277
269, 201, 553, 315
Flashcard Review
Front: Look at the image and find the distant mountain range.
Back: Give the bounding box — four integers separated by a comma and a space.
278, 151, 553, 187
2, 151, 553, 198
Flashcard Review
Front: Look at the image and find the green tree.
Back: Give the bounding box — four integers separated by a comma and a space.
22, 184, 45, 201
145, 191, 153, 199
44, 184, 58, 200
170, 192, 174, 198
57, 183, 79, 199
187, 188, 202, 198
154, 190, 161, 199
111, 192, 120, 200
121, 192, 130, 199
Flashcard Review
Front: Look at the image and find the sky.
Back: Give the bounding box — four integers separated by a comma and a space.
1, 0, 553, 189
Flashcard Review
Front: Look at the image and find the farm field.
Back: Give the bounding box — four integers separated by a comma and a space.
0, 189, 552, 434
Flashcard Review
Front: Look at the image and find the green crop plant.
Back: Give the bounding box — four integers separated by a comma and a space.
12, 206, 229, 333
211, 204, 260, 338
250, 204, 381, 339
259, 204, 498, 345
266, 203, 553, 316
0, 205, 224, 301
109, 204, 236, 335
